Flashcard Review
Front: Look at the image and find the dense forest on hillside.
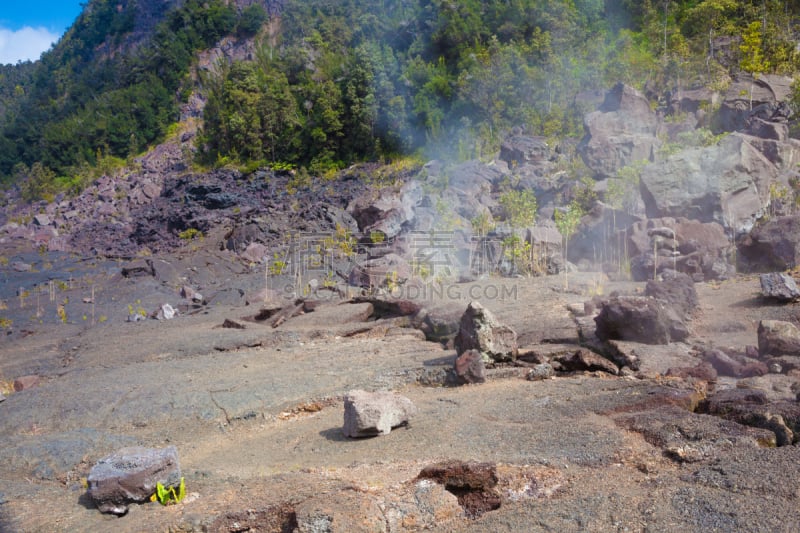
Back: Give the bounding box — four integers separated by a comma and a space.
1, 0, 800, 200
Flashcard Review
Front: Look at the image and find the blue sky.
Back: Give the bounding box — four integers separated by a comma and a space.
0, 1, 84, 64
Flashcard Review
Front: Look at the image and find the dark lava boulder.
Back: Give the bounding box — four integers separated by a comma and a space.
594, 295, 690, 344
738, 215, 800, 272
644, 271, 698, 319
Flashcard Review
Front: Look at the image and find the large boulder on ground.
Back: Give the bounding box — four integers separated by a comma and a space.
578, 83, 661, 178
760, 272, 800, 302
342, 390, 417, 438
594, 295, 690, 345
738, 216, 800, 272
758, 320, 800, 357
87, 446, 181, 515
640, 133, 777, 236
454, 302, 518, 365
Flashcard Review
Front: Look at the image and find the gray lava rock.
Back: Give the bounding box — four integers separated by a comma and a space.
349, 180, 422, 240
758, 320, 800, 357
760, 272, 800, 302
526, 363, 554, 381
454, 301, 518, 365
761, 272, 800, 302
342, 390, 417, 438
87, 445, 181, 515
499, 135, 550, 166
640, 133, 777, 236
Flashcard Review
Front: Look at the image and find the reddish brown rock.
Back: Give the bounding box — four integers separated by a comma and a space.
13, 375, 40, 392
554, 349, 618, 375
454, 349, 486, 384
418, 460, 501, 518
665, 361, 718, 382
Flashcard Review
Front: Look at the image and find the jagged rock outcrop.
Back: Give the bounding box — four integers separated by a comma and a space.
715, 74, 794, 134
639, 133, 780, 236
578, 83, 661, 178
349, 181, 423, 240
626, 217, 734, 281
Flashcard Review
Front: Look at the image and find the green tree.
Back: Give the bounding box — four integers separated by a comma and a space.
554, 200, 585, 289
740, 20, 770, 109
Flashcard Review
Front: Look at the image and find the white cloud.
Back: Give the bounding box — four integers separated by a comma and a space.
0, 26, 60, 65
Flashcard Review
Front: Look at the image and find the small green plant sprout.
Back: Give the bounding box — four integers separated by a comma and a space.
178, 228, 204, 241
369, 230, 386, 245
412, 258, 432, 281
57, 304, 68, 324
322, 224, 357, 258
269, 253, 287, 275
554, 200, 585, 290
471, 211, 496, 236
150, 477, 186, 505
127, 299, 147, 318
385, 270, 401, 293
